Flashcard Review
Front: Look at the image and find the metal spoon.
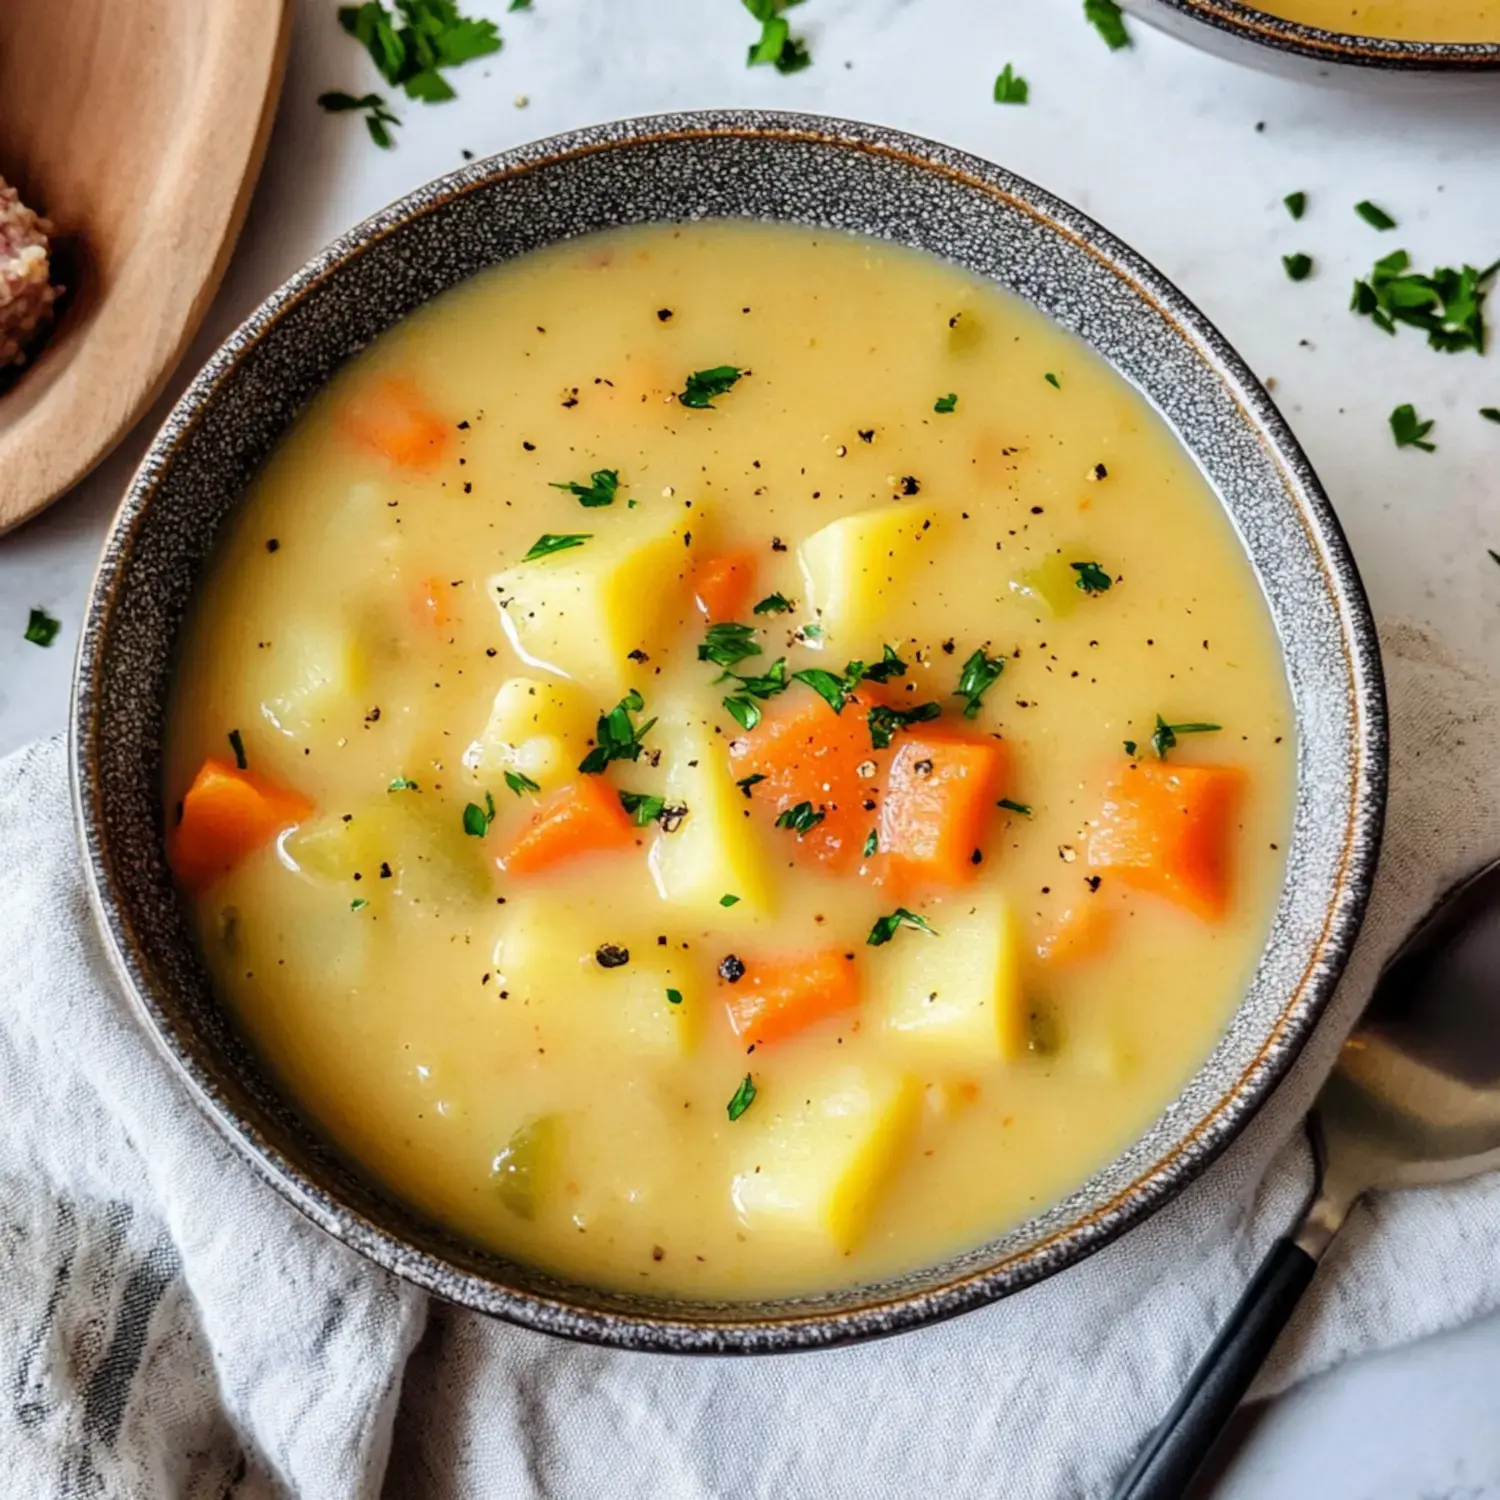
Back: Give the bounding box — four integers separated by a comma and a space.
1113, 856, 1500, 1500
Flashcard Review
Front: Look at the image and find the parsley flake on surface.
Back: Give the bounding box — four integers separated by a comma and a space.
1083, 0, 1131, 49
666, 987, 683, 1006
726, 1073, 757, 1121
522, 532, 590, 562
867, 907, 939, 946
699, 621, 762, 671
678, 365, 743, 409
794, 662, 863, 714
228, 730, 248, 770
1044, 371, 1061, 389
1283, 191, 1307, 220
743, 0, 811, 74
863, 829, 879, 857
1481, 407, 1500, 424
753, 592, 793, 614
1350, 251, 1498, 353
463, 790, 497, 837
504, 770, 541, 796
1071, 561, 1113, 595
23, 607, 60, 648
775, 801, 826, 837
351, 897, 370, 911
579, 691, 657, 774
388, 776, 420, 791
317, 91, 402, 148
736, 773, 767, 798
953, 649, 1005, 719
1355, 200, 1397, 231
1149, 716, 1221, 760
868, 701, 941, 749
934, 392, 960, 412
1390, 403, 1437, 452
719, 893, 741, 908
1283, 252, 1313, 282
725, 695, 762, 731
549, 469, 620, 507
619, 790, 667, 826
993, 65, 1029, 104
997, 798, 1033, 816
862, 645, 908, 684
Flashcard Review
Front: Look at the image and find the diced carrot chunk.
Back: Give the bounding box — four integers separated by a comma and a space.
498, 776, 638, 877
413, 575, 450, 630
723, 948, 861, 1048
1087, 761, 1245, 920
876, 732, 1008, 889
1035, 901, 1115, 966
728, 693, 881, 871
341, 377, 450, 470
692, 550, 758, 623
168, 759, 312, 892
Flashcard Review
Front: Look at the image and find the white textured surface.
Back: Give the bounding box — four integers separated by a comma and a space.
1, 0, 1499, 1494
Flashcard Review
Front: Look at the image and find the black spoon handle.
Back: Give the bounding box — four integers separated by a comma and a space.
1110, 1236, 1318, 1500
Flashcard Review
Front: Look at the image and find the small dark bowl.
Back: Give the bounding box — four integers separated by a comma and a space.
1125, 0, 1500, 79
70, 111, 1386, 1354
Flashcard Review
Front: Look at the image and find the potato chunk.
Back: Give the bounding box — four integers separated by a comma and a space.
489, 511, 690, 699
730, 1065, 918, 1254
798, 505, 938, 656
872, 890, 1026, 1063
464, 675, 594, 788
252, 619, 366, 738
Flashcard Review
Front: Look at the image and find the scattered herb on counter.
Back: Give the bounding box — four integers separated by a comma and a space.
579, 690, 657, 773
1481, 407, 1500, 424
1350, 251, 1499, 353
699, 621, 762, 671
463, 790, 497, 836
1390, 403, 1437, 452
389, 776, 420, 791
867, 907, 939, 946
753, 592, 793, 614
737, 773, 767, 797
997, 798, 1033, 816
1045, 371, 1061, 389
992, 64, 1028, 104
678, 365, 743, 409
550, 468, 620, 507
775, 800, 826, 836
228, 730, 248, 770
954, 649, 1005, 719
1283, 191, 1307, 220
522, 532, 591, 561
338, 1, 500, 102
1283, 253, 1313, 282
934, 392, 960, 412
317, 91, 402, 148
24, 608, 60, 648
719, 893, 741, 908
351, 897, 370, 911
1489, 549, 1500, 567
619, 790, 667, 826
868, 701, 941, 749
1355, 200, 1397, 231
1150, 716, 1221, 760
1071, 561, 1113, 595
744, 0, 811, 74
1083, 0, 1132, 49
509, 0, 531, 8
863, 829, 879, 857
862, 644, 908, 684
504, 770, 541, 796
726, 1072, 757, 1120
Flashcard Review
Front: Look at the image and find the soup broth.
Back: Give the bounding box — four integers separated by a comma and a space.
1248, 0, 1499, 40
164, 222, 1293, 1300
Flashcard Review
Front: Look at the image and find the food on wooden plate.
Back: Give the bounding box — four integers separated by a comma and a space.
0, 176, 62, 373
1250, 0, 1499, 40
164, 221, 1292, 1300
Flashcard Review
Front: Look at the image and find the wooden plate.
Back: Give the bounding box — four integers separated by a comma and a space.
0, 0, 290, 533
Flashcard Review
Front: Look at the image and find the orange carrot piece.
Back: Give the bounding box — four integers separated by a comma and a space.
728, 693, 881, 871
341, 377, 450, 470
692, 550, 758, 623
1035, 901, 1115, 966
498, 776, 638, 876
877, 731, 1008, 889
168, 759, 312, 892
723, 948, 861, 1048
412, 575, 449, 631
1087, 761, 1245, 920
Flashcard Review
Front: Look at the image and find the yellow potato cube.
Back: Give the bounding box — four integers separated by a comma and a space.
797, 505, 939, 657
489, 510, 690, 699
253, 619, 366, 738
464, 676, 593, 787
873, 891, 1027, 1063
730, 1065, 919, 1255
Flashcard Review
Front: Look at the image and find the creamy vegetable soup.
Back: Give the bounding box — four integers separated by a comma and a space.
164, 221, 1293, 1300
1248, 0, 1499, 40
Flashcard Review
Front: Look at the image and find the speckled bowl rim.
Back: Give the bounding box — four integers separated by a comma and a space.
71, 110, 1387, 1354
1142, 0, 1500, 69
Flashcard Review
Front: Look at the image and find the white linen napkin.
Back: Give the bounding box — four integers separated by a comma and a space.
2, 618, 1497, 1500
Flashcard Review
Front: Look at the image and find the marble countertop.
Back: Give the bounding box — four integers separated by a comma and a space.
3, 0, 1498, 1493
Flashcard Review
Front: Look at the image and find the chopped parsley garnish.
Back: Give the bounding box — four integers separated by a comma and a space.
619, 790, 667, 826
23, 607, 60, 648
228, 730, 248, 770
1150, 716, 1221, 760
862, 644, 908, 684
1351, 250, 1498, 353
724, 695, 762, 731
504, 770, 540, 796
351, 897, 370, 911
954, 649, 1005, 719
719, 893, 741, 908
463, 790, 497, 836
1044, 371, 1061, 389
1390, 403, 1436, 452
794, 663, 863, 714
726, 1073, 757, 1121
549, 468, 620, 507
753, 592, 793, 614
1083, 0, 1131, 49
1124, 739, 1138, 757
867, 907, 939, 946
388, 776, 420, 791
863, 829, 878, 857
1284, 191, 1307, 220
934, 392, 960, 413
699, 621, 762, 671
722, 655, 792, 729
678, 365, 743, 409
775, 801, 826, 836
867, 701, 941, 749
317, 91, 402, 149
1283, 253, 1313, 282
1355, 200, 1397, 231
666, 987, 683, 1006
579, 690, 657, 774
522, 532, 590, 561
736, 773, 766, 798
997, 798, 1033, 816
1071, 561, 1112, 595
992, 65, 1028, 104
1482, 408, 1500, 424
